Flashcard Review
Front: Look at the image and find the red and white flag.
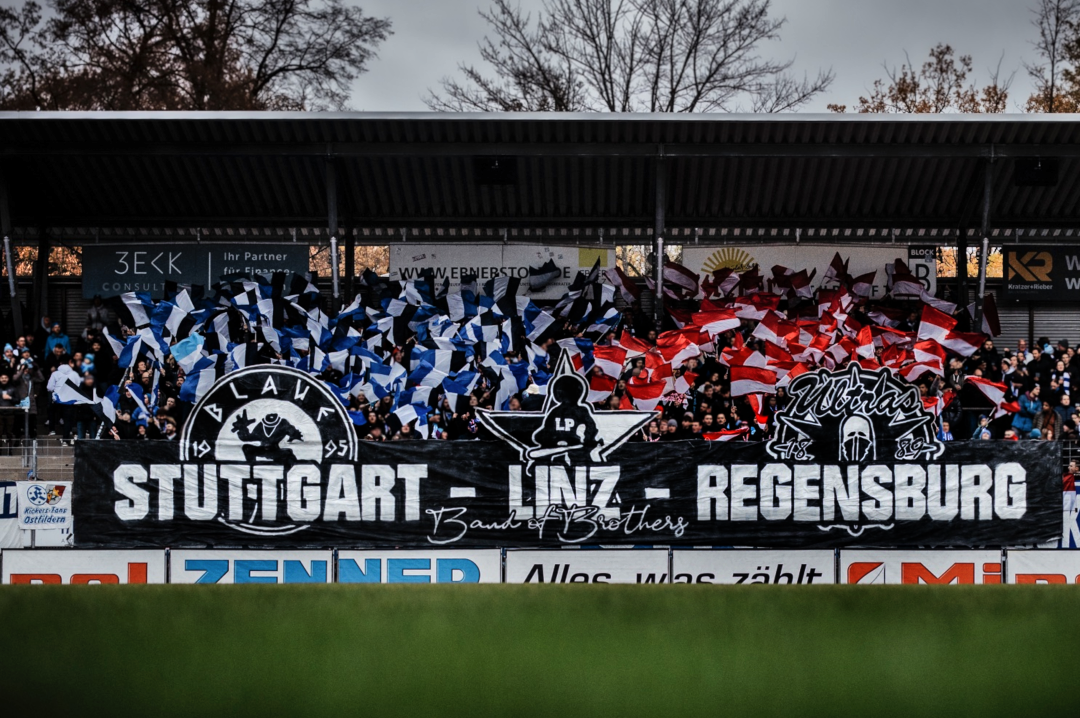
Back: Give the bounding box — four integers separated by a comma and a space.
881, 345, 912, 369
704, 427, 749, 441
921, 293, 956, 314
746, 394, 770, 429
730, 366, 777, 396
656, 329, 701, 368
823, 252, 849, 285
588, 374, 616, 403
850, 270, 876, 298
751, 311, 795, 347
874, 326, 913, 347
965, 376, 1012, 418
692, 309, 740, 336
941, 330, 986, 357
615, 330, 651, 357
855, 326, 875, 359
593, 345, 628, 378
916, 305, 957, 343
603, 266, 641, 305
788, 269, 815, 299
702, 268, 740, 297
643, 352, 674, 383
626, 379, 668, 411
733, 292, 779, 320
674, 371, 698, 395
666, 306, 693, 329
664, 260, 700, 298
899, 360, 943, 382
889, 260, 923, 297
966, 295, 1002, 337
866, 305, 906, 328
720, 346, 767, 368
738, 267, 764, 293
776, 361, 810, 388
914, 340, 947, 366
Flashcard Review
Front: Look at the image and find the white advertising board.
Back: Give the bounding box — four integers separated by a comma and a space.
505, 549, 669, 584
1005, 550, 1080, 584
17, 481, 72, 530
672, 550, 835, 584
681, 244, 936, 300
1, 549, 166, 584
840, 550, 1002, 585
389, 244, 614, 300
337, 550, 502, 583
169, 550, 333, 584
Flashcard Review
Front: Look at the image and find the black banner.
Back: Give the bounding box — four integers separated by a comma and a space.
1001, 245, 1080, 301
72, 438, 1061, 549
72, 363, 1063, 549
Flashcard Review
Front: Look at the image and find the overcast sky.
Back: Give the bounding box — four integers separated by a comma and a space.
352, 0, 1040, 113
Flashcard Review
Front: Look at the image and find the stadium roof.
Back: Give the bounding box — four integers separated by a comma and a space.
2, 111, 1080, 244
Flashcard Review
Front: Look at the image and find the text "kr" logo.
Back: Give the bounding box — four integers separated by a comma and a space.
1008, 251, 1053, 282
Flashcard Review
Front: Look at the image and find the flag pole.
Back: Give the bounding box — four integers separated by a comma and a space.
653, 155, 666, 333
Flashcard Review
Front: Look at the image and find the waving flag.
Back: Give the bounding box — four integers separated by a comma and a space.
917, 305, 957, 343
604, 266, 641, 305
941, 330, 986, 357
692, 309, 740, 336
588, 374, 616, 403
119, 291, 153, 329
626, 377, 668, 411
965, 376, 1014, 418
593, 345, 628, 378
730, 366, 777, 396
704, 427, 749, 441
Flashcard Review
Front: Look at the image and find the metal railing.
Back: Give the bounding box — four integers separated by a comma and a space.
0, 439, 75, 481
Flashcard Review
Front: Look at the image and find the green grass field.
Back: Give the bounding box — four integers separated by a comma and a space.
0, 586, 1075, 717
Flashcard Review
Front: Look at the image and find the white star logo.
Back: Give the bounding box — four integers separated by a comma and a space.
477, 352, 655, 469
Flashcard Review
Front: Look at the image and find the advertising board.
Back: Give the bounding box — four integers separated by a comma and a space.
671, 550, 835, 584
504, 549, 669, 584
840, 550, 1002, 584
1005, 550, 1080, 584
169, 550, 333, 584
681, 244, 935, 299
336, 550, 502, 583
1000, 245, 1080, 301
1, 549, 166, 584
388, 244, 614, 301
82, 245, 309, 298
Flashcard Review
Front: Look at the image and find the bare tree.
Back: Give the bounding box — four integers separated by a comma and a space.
1025, 0, 1080, 111
427, 0, 833, 113
0, 0, 392, 111
827, 44, 1012, 114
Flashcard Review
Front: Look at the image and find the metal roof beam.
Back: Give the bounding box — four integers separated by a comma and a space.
16, 216, 1080, 231
6, 142, 1080, 159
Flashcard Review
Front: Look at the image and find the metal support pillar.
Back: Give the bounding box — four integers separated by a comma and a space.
344, 230, 355, 300
653, 156, 666, 332
0, 170, 20, 336
30, 227, 48, 328
975, 160, 993, 327
326, 161, 340, 301
957, 225, 969, 309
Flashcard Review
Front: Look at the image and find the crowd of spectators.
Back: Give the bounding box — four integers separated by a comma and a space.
4, 275, 1078, 451
0, 296, 187, 444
